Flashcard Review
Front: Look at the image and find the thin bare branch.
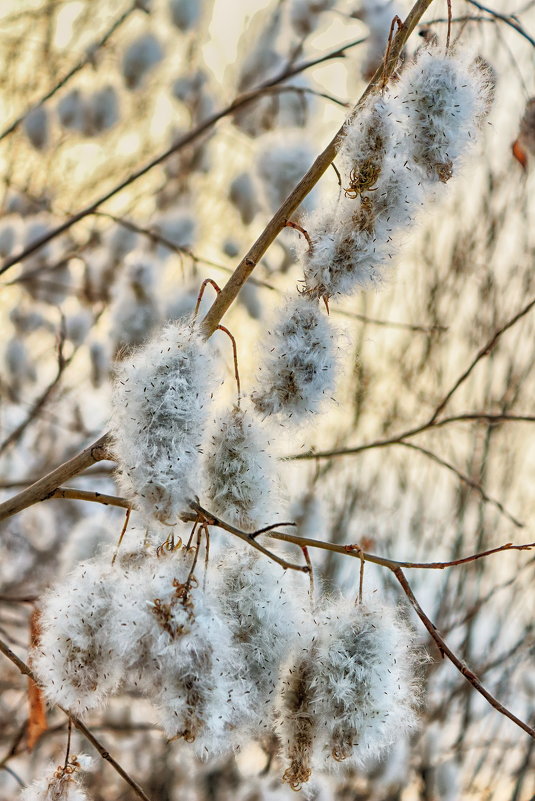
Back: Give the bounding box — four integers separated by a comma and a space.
465, 0, 535, 47
0, 2, 139, 142
429, 296, 535, 423
392, 568, 535, 738
0, 638, 154, 801
0, 35, 369, 277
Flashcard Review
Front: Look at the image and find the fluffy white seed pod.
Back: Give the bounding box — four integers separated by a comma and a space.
111, 549, 239, 756
57, 89, 86, 131
214, 549, 307, 746
398, 48, 490, 183
122, 33, 163, 90
358, 0, 402, 81
303, 151, 424, 298
110, 319, 218, 524
277, 633, 321, 790
205, 405, 276, 531
337, 95, 400, 185
32, 558, 121, 715
20, 756, 93, 801
314, 597, 420, 769
278, 598, 421, 787
229, 172, 258, 226
169, 0, 202, 31
109, 254, 161, 354
256, 134, 315, 214
251, 294, 337, 421
86, 86, 119, 134
289, 0, 336, 37
23, 106, 49, 150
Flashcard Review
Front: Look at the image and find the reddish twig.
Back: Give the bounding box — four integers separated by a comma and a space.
216, 325, 241, 402
392, 568, 535, 739
284, 220, 313, 249
194, 278, 221, 318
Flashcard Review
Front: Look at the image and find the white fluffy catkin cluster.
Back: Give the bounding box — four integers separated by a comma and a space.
32, 560, 120, 715
111, 548, 240, 757
110, 319, 218, 524
214, 549, 307, 745
278, 598, 420, 789
251, 294, 337, 421
303, 48, 488, 300
205, 405, 276, 531
20, 756, 93, 801
303, 101, 424, 300
398, 49, 490, 183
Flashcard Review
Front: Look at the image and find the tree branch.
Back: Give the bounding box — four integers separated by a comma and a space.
392, 567, 535, 738
0, 638, 154, 801
0, 35, 369, 277
0, 436, 111, 522
200, 0, 437, 337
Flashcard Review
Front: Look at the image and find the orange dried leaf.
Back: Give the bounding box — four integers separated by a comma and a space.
27, 608, 47, 750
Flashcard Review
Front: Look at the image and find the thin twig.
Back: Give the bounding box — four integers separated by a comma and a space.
0, 36, 370, 277
0, 435, 111, 522
50, 487, 132, 510
392, 567, 535, 738
0, 639, 154, 801
396, 441, 524, 528
188, 502, 309, 573
429, 296, 535, 423
465, 0, 535, 47
0, 2, 138, 142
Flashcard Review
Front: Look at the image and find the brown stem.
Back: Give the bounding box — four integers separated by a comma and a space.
392, 568, 535, 739
429, 296, 535, 423
0, 435, 111, 522
0, 639, 154, 801
200, 0, 437, 337
188, 502, 309, 573
51, 487, 132, 510
216, 325, 241, 402
194, 279, 221, 318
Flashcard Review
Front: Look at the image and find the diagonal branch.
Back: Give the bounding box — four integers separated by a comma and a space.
392, 567, 535, 738
428, 296, 535, 423
0, 2, 139, 142
200, 0, 437, 337
0, 638, 154, 801
0, 36, 369, 278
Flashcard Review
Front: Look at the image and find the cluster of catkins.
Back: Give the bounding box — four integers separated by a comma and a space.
30, 309, 421, 787
251, 45, 491, 425
21, 755, 93, 801
33, 541, 421, 787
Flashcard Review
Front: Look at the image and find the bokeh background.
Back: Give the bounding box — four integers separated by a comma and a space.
0, 0, 534, 799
